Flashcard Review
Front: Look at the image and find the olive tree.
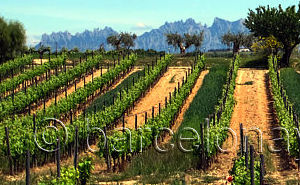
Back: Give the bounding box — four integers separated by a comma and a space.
107, 32, 137, 52
165, 32, 204, 54
221, 32, 254, 54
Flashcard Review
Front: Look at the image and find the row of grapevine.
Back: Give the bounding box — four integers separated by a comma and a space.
0, 55, 33, 80
96, 55, 204, 169
230, 146, 263, 184
0, 55, 102, 120
229, 123, 265, 185
0, 54, 157, 172
85, 70, 145, 114
194, 55, 240, 169
0, 55, 66, 95
0, 56, 171, 173
1, 54, 136, 160
268, 56, 299, 157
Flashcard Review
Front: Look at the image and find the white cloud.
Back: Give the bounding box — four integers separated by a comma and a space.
132, 22, 152, 30
26, 34, 41, 46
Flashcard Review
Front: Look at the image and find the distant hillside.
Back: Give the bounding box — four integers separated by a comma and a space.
38, 17, 249, 52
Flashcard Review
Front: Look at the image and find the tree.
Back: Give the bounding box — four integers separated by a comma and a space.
0, 17, 10, 62
99, 43, 105, 53
60, 47, 69, 54
193, 32, 205, 52
121, 32, 137, 51
107, 32, 137, 52
107, 34, 122, 51
38, 46, 50, 59
165, 32, 204, 54
244, 3, 300, 67
221, 32, 254, 54
166, 33, 184, 53
0, 17, 26, 63
7, 21, 26, 57
71, 47, 80, 53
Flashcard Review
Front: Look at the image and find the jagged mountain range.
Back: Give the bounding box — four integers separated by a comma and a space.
37, 17, 249, 52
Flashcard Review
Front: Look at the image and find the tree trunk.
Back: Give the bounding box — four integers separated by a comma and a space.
281, 47, 293, 67
179, 46, 186, 54
233, 43, 239, 55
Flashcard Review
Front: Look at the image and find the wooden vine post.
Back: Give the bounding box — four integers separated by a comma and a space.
250, 145, 254, 185
26, 147, 30, 185
245, 136, 249, 168
74, 126, 78, 169
240, 123, 244, 156
260, 154, 265, 185
135, 114, 138, 130
56, 137, 61, 178
5, 127, 13, 175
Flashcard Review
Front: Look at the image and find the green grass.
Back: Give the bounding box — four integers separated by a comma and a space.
177, 64, 229, 133
239, 55, 268, 68
91, 64, 229, 183
85, 70, 144, 114
169, 75, 176, 83
280, 68, 300, 116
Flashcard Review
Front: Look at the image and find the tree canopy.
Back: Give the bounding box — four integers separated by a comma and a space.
107, 32, 137, 52
244, 3, 300, 67
0, 17, 26, 63
165, 32, 204, 54
221, 32, 254, 54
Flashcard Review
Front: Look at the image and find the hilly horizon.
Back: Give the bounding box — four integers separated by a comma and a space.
38, 17, 249, 52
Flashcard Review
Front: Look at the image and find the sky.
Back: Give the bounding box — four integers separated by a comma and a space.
0, 0, 298, 46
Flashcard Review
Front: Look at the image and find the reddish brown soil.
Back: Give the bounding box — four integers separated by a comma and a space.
164, 70, 209, 142
199, 69, 299, 185
118, 67, 191, 129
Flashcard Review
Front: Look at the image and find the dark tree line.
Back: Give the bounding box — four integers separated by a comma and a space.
0, 17, 26, 63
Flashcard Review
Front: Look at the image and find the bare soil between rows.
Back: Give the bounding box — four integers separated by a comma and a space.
198, 69, 299, 185
117, 67, 191, 129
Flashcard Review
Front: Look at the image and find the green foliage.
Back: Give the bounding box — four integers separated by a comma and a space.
0, 54, 101, 120
280, 68, 300, 116
78, 156, 94, 185
193, 55, 240, 158
230, 156, 261, 185
0, 56, 64, 94
0, 55, 137, 158
0, 16, 26, 63
39, 166, 79, 185
119, 64, 229, 181
85, 70, 144, 114
268, 56, 299, 157
0, 54, 33, 79
244, 3, 300, 66
98, 55, 204, 158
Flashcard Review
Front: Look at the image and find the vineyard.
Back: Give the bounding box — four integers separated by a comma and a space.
0, 51, 299, 185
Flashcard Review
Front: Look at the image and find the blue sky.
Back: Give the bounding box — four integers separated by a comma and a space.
0, 0, 298, 45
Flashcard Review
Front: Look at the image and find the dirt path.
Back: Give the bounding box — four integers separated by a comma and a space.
119, 67, 191, 129
199, 69, 299, 184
